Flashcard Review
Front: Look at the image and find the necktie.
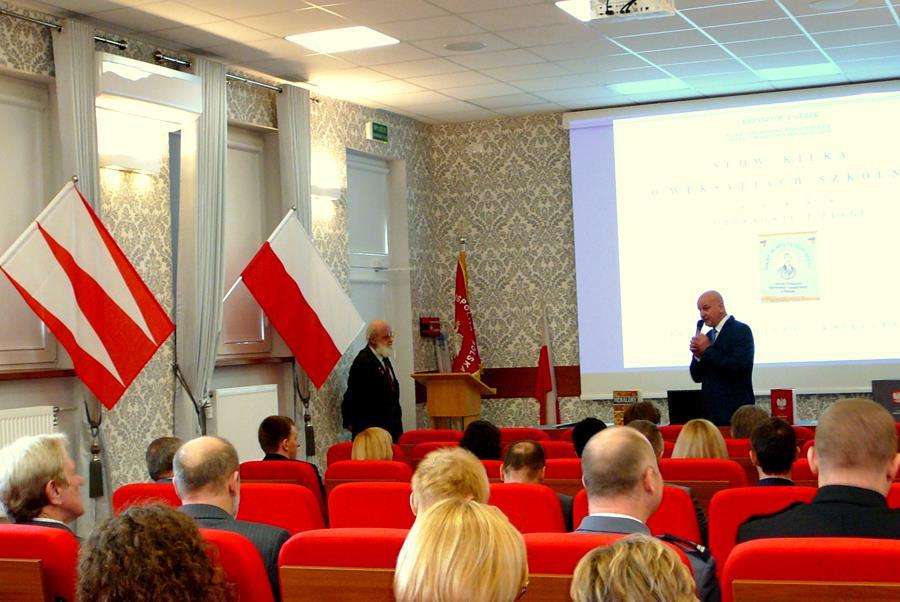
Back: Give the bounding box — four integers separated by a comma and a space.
383, 358, 395, 390
709, 329, 717, 345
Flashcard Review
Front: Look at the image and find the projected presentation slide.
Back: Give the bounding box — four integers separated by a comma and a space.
571, 85, 900, 397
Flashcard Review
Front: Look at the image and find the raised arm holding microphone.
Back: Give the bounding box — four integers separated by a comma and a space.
689, 290, 755, 425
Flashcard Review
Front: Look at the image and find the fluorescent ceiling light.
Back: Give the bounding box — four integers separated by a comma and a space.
555, 0, 592, 21
286, 26, 399, 54
608, 78, 689, 95
755, 63, 841, 81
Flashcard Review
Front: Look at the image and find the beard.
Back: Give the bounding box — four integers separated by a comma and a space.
375, 343, 394, 359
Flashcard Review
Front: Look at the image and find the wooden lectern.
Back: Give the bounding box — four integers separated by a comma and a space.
412, 372, 496, 430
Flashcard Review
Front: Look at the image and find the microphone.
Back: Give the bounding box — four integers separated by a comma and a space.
695, 319, 704, 335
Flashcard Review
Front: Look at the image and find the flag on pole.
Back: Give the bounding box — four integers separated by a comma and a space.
0, 181, 174, 409
451, 250, 481, 374
240, 210, 364, 389
534, 306, 559, 425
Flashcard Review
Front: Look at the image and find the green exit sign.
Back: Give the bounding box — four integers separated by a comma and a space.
366, 121, 389, 143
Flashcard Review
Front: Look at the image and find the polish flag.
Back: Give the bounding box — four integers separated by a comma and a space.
534, 306, 559, 425
0, 182, 174, 409
240, 211, 364, 389
451, 250, 481, 374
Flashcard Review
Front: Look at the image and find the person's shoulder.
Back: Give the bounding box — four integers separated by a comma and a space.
233, 518, 290, 542
736, 501, 805, 540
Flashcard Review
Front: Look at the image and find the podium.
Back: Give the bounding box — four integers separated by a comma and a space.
412, 372, 497, 430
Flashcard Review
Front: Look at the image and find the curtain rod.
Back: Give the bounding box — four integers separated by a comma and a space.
0, 8, 127, 49
155, 52, 284, 93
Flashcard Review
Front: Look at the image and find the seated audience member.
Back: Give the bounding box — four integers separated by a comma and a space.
576, 427, 718, 602
258, 415, 324, 495
623, 401, 662, 425
394, 497, 528, 602
351, 426, 394, 461
738, 398, 900, 541
175, 436, 289, 599
0, 433, 84, 535
146, 436, 183, 482
749, 418, 797, 486
459, 419, 502, 460
570, 534, 698, 602
729, 404, 769, 439
572, 417, 607, 458
627, 419, 708, 544
411, 447, 489, 514
672, 418, 728, 459
78, 503, 232, 601
501, 440, 572, 530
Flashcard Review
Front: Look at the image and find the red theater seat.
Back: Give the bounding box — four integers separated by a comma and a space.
499, 427, 550, 444
482, 459, 503, 481
502, 440, 576, 459
240, 460, 326, 520
237, 483, 325, 534
525, 532, 692, 575
324, 460, 412, 496
328, 482, 415, 529
660, 424, 684, 441
325, 442, 405, 466
888, 482, 900, 508
725, 439, 757, 485
543, 458, 583, 497
201, 528, 274, 602
663, 440, 675, 458
708, 486, 816, 568
0, 523, 78, 602
410, 441, 459, 465
792, 425, 815, 446
489, 483, 567, 533
659, 459, 747, 515
398, 429, 461, 457
791, 458, 817, 487
573, 486, 701, 542
112, 482, 181, 514
722, 538, 900, 602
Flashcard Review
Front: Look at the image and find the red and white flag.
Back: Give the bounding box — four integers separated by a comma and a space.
0, 182, 174, 409
240, 210, 364, 389
451, 250, 481, 374
534, 306, 559, 425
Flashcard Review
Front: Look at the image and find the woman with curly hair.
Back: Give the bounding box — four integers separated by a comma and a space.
78, 503, 233, 601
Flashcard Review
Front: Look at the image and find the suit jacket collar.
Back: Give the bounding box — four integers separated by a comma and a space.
263, 452, 293, 461
20, 518, 74, 533
575, 514, 650, 535
180, 503, 234, 522
813, 485, 888, 507
757, 477, 794, 486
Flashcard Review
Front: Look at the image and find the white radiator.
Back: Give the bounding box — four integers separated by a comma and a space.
210, 385, 279, 464
0, 405, 59, 448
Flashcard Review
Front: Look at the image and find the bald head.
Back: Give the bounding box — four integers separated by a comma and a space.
697, 290, 727, 328
582, 427, 660, 499
173, 436, 239, 499
812, 398, 900, 491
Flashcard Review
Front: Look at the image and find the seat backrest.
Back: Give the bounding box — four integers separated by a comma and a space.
237, 483, 325, 534
722, 537, 900, 602
398, 429, 462, 445
324, 460, 413, 496
499, 427, 550, 444
328, 482, 415, 529
663, 440, 675, 458
326, 442, 406, 466
792, 425, 815, 446
558, 428, 574, 441
572, 486, 700, 542
887, 482, 900, 508
239, 460, 326, 520
790, 458, 817, 487
708, 486, 816, 567
725, 439, 758, 485
112, 482, 181, 514
501, 440, 576, 459
524, 532, 692, 574
200, 527, 275, 602
800, 439, 814, 459
482, 459, 503, 481
543, 458, 583, 497
488, 483, 567, 533
659, 424, 683, 441
659, 459, 748, 515
410, 441, 459, 464
0, 523, 78, 602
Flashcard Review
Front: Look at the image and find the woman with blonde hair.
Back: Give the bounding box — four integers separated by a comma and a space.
394, 497, 528, 602
570, 534, 698, 602
672, 418, 728, 459
351, 426, 394, 460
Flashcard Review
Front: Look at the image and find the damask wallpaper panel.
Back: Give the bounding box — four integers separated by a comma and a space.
0, 3, 53, 77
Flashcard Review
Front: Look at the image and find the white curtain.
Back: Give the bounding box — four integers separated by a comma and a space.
51, 18, 107, 534
175, 57, 227, 435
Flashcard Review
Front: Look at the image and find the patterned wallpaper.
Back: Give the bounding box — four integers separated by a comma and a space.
0, 2, 53, 77
226, 68, 278, 129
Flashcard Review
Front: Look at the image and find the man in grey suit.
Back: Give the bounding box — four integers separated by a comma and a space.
174, 436, 289, 600
575, 427, 719, 602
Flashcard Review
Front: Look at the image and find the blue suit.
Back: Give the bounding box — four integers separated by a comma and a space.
689, 315, 755, 425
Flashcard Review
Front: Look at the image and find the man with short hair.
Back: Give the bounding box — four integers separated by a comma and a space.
258, 415, 324, 497
730, 404, 769, 439
571, 417, 606, 458
145, 436, 182, 482
501, 440, 572, 530
0, 433, 84, 535
410, 446, 488, 514
749, 418, 796, 486
175, 436, 289, 599
342, 319, 403, 442
576, 427, 719, 602
738, 398, 900, 541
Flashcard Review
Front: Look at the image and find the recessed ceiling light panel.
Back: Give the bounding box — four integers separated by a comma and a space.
286, 26, 399, 54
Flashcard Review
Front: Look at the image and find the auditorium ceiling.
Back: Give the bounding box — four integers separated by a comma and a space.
30, 0, 900, 123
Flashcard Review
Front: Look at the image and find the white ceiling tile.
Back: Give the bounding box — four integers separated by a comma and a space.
529, 38, 624, 61
407, 70, 496, 89
128, 1, 220, 26
681, 70, 762, 86
725, 36, 815, 58
471, 93, 547, 108
664, 58, 748, 76
589, 14, 692, 37
680, 1, 784, 27
193, 20, 272, 44
406, 99, 485, 114
158, 21, 270, 48
814, 25, 900, 48
427, 0, 544, 12
556, 53, 650, 74
559, 98, 630, 110
694, 81, 775, 95
369, 58, 468, 78
338, 43, 436, 66
442, 81, 524, 99
427, 109, 500, 123
537, 86, 621, 103
828, 41, 900, 61
308, 67, 396, 85
495, 22, 597, 47
164, 0, 320, 20
237, 7, 350, 37
742, 50, 831, 69
462, 4, 573, 31
372, 90, 456, 107
482, 62, 570, 82
767, 73, 848, 89
836, 55, 900, 78
411, 33, 517, 56
198, 39, 283, 62
778, 0, 887, 17
602, 66, 670, 83
515, 73, 607, 92
614, 29, 713, 52
624, 88, 700, 103
36, 0, 125, 14
494, 103, 565, 116
88, 6, 192, 32
243, 57, 314, 81
797, 6, 895, 33
704, 19, 803, 43
333, 0, 449, 25
445, 48, 548, 70
640, 44, 731, 65
375, 15, 485, 41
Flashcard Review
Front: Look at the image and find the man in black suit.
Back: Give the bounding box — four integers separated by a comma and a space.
145, 436, 182, 483
257, 415, 324, 498
500, 440, 573, 530
738, 398, 900, 541
0, 433, 84, 537
749, 417, 796, 486
175, 436, 289, 600
690, 290, 755, 425
342, 319, 403, 442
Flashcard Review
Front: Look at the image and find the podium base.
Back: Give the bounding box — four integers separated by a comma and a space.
431, 415, 479, 430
